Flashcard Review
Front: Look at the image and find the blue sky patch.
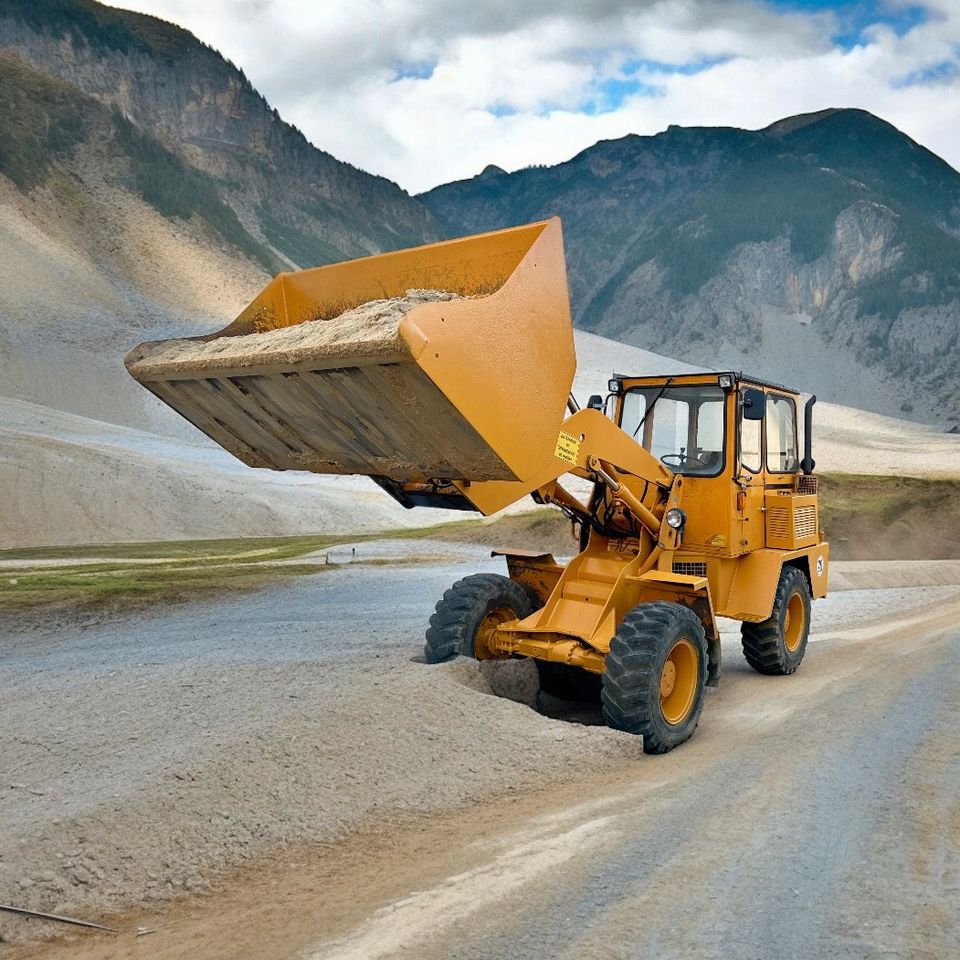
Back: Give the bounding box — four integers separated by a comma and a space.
766, 0, 929, 49
622, 55, 731, 76
894, 56, 960, 87
580, 54, 726, 115
584, 76, 665, 116
391, 59, 436, 82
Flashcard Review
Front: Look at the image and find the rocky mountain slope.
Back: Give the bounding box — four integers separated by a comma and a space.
0, 0, 440, 433
422, 109, 960, 427
0, 0, 436, 271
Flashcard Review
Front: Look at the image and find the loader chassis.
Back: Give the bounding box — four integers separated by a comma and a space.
126, 217, 829, 753
481, 373, 828, 682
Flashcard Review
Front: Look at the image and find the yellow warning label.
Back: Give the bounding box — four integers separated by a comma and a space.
707, 534, 727, 547
554, 431, 581, 465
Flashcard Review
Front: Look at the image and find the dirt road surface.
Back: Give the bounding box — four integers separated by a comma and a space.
3, 546, 958, 959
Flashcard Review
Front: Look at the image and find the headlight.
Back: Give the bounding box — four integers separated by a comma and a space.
718, 374, 734, 390
665, 507, 686, 529
607, 378, 621, 394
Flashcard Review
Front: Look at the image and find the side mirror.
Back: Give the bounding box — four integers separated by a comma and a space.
587, 394, 604, 411
742, 388, 766, 421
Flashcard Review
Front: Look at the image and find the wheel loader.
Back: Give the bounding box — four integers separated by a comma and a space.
125, 218, 829, 753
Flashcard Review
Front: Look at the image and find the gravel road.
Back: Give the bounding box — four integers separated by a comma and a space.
3, 548, 959, 959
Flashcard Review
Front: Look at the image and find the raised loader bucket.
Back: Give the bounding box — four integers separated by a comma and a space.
125, 218, 575, 486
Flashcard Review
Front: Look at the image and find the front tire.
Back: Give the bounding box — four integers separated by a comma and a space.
741, 566, 811, 675
424, 574, 532, 663
601, 602, 708, 754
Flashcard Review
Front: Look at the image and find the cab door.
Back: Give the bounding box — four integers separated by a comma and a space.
736, 389, 765, 552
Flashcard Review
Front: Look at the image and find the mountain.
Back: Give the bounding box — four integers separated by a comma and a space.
0, 0, 435, 270
0, 0, 440, 433
421, 109, 960, 427
1, 1, 958, 545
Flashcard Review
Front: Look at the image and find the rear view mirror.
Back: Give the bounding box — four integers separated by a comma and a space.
587, 394, 605, 411
742, 388, 766, 421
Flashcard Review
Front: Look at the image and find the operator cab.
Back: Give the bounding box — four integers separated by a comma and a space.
608, 372, 804, 480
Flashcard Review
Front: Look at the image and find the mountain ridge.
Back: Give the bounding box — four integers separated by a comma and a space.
420, 107, 960, 426
0, 0, 438, 435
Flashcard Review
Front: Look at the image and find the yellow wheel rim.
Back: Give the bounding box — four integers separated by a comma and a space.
660, 638, 698, 725
474, 606, 515, 660
784, 592, 805, 653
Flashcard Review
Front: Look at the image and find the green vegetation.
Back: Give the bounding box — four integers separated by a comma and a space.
0, 54, 87, 190
0, 562, 326, 612
3, 0, 207, 63
258, 208, 347, 269
0, 521, 486, 564
652, 148, 856, 296
5, 0, 149, 56
111, 113, 275, 271
819, 474, 960, 560
856, 219, 960, 322
0, 511, 577, 615
0, 53, 274, 270
2, 476, 958, 616
0, 519, 485, 613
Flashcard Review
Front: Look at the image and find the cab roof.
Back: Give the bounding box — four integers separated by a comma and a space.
610, 371, 800, 395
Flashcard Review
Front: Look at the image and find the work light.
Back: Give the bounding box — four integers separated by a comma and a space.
665, 508, 686, 529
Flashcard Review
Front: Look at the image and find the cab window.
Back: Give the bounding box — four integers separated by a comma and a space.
620, 384, 726, 476
739, 392, 762, 473
766, 395, 798, 473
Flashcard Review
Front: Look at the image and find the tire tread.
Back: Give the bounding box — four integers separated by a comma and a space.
424, 573, 532, 663
601, 601, 707, 754
740, 566, 811, 675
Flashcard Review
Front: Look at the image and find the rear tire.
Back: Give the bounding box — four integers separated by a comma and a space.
741, 565, 811, 675
601, 602, 708, 754
424, 574, 533, 663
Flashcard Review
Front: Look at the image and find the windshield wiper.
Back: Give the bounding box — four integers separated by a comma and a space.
632, 377, 673, 439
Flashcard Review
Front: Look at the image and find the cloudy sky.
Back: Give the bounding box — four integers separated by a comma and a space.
107, 0, 960, 193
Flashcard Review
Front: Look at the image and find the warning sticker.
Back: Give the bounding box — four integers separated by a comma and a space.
707, 534, 727, 547
554, 431, 581, 465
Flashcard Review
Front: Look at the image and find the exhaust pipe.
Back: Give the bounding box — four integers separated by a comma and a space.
800, 395, 817, 475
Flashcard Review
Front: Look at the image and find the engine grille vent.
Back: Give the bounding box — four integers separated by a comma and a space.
794, 505, 817, 539
767, 507, 791, 541
765, 497, 818, 548
797, 475, 819, 494
673, 561, 708, 578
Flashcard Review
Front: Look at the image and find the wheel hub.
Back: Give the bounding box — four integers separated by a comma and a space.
474, 606, 515, 659
659, 637, 697, 725
784, 592, 805, 652
659, 660, 677, 697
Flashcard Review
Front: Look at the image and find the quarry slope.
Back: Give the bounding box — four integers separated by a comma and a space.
0, 397, 450, 547
5, 330, 959, 547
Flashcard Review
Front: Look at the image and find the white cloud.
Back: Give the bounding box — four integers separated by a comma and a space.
107, 0, 960, 192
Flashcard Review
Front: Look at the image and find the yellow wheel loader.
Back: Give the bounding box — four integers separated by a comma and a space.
126, 218, 828, 753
